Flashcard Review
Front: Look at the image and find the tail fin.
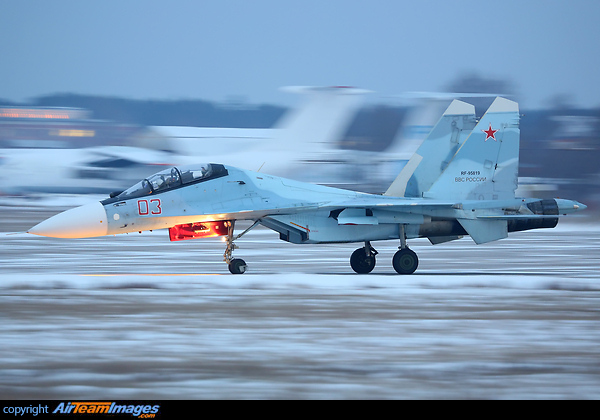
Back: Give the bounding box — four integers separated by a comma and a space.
385, 100, 477, 197
273, 86, 367, 153
424, 97, 520, 201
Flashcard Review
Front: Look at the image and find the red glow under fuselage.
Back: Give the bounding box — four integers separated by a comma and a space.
168, 221, 230, 241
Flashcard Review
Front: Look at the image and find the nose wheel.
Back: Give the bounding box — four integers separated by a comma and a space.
228, 258, 247, 274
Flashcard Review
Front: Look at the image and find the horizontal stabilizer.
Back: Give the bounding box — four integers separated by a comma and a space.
458, 218, 507, 244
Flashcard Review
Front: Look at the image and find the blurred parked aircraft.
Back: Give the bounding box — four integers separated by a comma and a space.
149, 86, 368, 185
0, 147, 174, 195
0, 86, 365, 196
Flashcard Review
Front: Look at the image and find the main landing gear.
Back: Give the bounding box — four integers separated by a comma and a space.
392, 224, 418, 274
349, 225, 419, 275
350, 241, 378, 274
392, 248, 418, 274
223, 220, 259, 274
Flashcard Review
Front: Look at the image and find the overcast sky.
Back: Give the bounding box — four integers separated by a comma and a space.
1, 0, 599, 109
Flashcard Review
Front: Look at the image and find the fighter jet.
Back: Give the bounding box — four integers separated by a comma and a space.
28, 98, 586, 274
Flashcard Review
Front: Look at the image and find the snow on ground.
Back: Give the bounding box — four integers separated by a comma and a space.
1, 207, 600, 399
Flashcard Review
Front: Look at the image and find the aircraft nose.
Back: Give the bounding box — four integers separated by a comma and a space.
28, 202, 108, 238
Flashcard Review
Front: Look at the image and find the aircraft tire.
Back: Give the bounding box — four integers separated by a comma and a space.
393, 249, 418, 274
228, 258, 247, 274
350, 248, 376, 274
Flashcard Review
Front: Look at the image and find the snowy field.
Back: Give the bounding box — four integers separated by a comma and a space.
1, 204, 600, 399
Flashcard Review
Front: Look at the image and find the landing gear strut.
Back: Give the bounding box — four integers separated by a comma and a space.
224, 220, 259, 274
350, 241, 378, 274
392, 224, 418, 274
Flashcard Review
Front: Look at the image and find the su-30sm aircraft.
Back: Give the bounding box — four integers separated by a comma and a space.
29, 98, 586, 274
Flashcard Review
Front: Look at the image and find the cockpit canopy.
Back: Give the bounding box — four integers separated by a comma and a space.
113, 163, 227, 201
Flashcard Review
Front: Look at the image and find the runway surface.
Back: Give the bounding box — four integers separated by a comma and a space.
1, 205, 600, 399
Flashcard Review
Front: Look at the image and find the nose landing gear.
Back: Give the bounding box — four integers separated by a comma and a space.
223, 220, 259, 274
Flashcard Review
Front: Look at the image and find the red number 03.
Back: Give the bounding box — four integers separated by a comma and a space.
138, 199, 162, 215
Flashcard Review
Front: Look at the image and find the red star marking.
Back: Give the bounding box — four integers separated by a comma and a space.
482, 123, 498, 141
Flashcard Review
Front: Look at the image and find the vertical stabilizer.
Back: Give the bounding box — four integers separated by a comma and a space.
385, 100, 476, 197
424, 97, 520, 201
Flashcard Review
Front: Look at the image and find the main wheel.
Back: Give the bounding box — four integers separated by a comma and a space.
228, 258, 247, 274
350, 248, 376, 274
392, 249, 418, 274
